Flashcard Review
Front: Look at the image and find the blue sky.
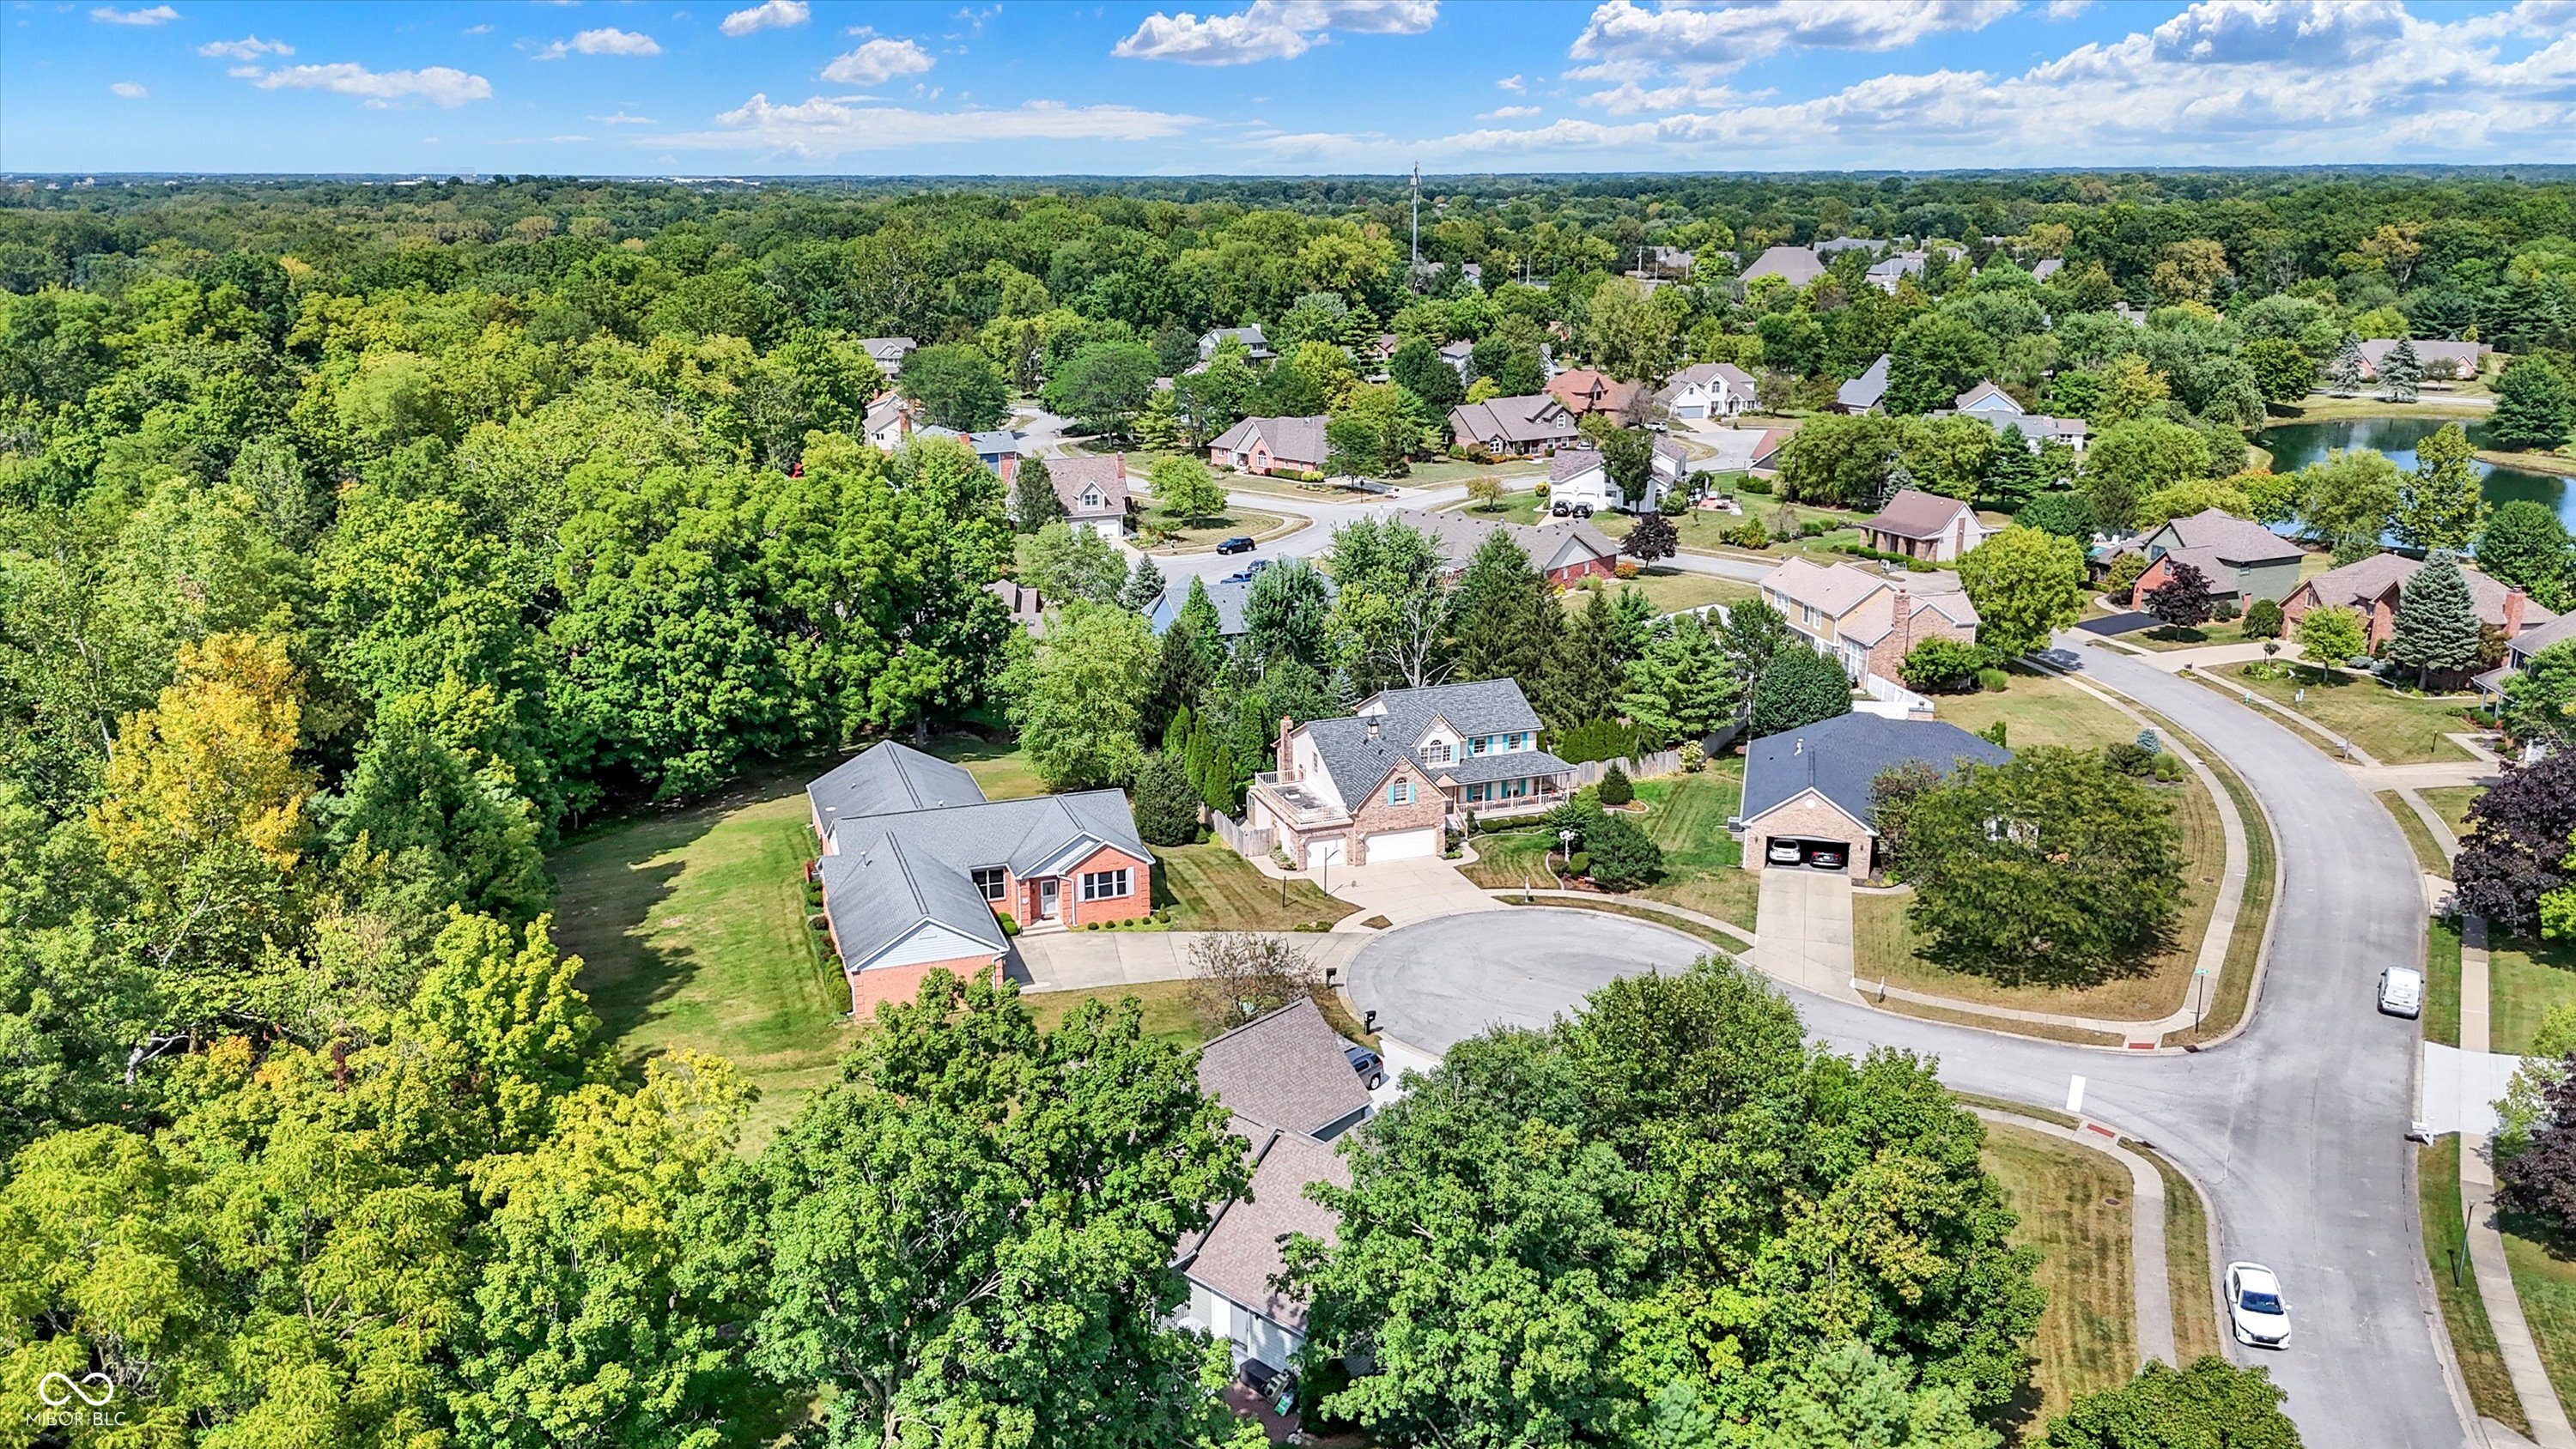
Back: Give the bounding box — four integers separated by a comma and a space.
4, 0, 2572, 176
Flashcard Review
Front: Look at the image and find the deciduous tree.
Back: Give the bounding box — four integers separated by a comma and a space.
899, 342, 1011, 431
2044, 1357, 2301, 1449
1002, 599, 1157, 790
2144, 559, 2217, 629
2396, 422, 2488, 553
1957, 525, 2086, 658
1751, 645, 1852, 737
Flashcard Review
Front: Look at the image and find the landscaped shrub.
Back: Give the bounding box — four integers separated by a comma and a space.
1899, 638, 1989, 694
1975, 667, 2011, 693
2213, 597, 2240, 622
1565, 852, 1591, 879
1554, 718, 1642, 765
1583, 811, 1665, 890
1598, 762, 1634, 807
1719, 518, 1771, 549
2103, 741, 2154, 776
1614, 558, 1641, 579
1679, 740, 1706, 773
2245, 596, 2284, 639
1739, 476, 1773, 494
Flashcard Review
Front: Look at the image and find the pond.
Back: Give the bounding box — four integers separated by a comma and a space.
2256, 414, 2570, 527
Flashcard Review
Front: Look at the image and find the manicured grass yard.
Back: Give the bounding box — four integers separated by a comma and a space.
1152, 842, 1355, 931
1593, 568, 1757, 616
1852, 674, 2230, 1021
2425, 785, 2482, 839
1143, 505, 1293, 553
550, 766, 851, 1151
2136, 1146, 2224, 1363
2424, 1137, 2528, 1434
1983, 1121, 2136, 1443
1459, 762, 1760, 931
2215, 665, 2481, 764
2119, 621, 2260, 652
2488, 935, 2576, 1056
2426, 918, 2465, 1049
2378, 790, 2453, 878
2500, 1212, 2576, 1425
924, 733, 1044, 799
1020, 978, 1208, 1046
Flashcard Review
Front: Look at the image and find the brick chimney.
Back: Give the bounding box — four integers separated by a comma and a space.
2507, 586, 2529, 634
1278, 715, 1296, 779
1891, 583, 1912, 659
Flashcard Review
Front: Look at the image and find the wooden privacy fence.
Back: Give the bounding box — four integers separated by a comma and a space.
1564, 724, 1741, 787
1208, 809, 1274, 858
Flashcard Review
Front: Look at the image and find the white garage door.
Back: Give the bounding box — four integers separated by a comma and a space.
1305, 839, 1346, 872
1365, 828, 1438, 862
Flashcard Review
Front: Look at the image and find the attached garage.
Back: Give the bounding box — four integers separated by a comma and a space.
1304, 838, 1346, 872
1363, 827, 1438, 862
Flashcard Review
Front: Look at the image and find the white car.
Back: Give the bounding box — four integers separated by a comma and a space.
2226, 1261, 2291, 1348
1766, 840, 1803, 865
2379, 967, 2425, 1019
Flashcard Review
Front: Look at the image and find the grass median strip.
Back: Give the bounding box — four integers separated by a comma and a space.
2422, 1137, 2528, 1433
1984, 1121, 2137, 1440
2377, 789, 2453, 878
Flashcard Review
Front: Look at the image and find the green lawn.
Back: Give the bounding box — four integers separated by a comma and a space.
1020, 979, 1209, 1046
2378, 790, 2452, 878
1141, 505, 1293, 553
1590, 569, 1757, 616
2135, 1146, 2224, 1363
2216, 665, 2481, 764
1460, 764, 1760, 931
2488, 936, 2576, 1055
923, 733, 1044, 799
2500, 1212, 2576, 1426
1983, 1121, 2136, 1444
550, 766, 849, 1151
2164, 742, 2275, 1047
2119, 621, 2263, 652
2425, 785, 2481, 839
2427, 918, 2465, 1049
2424, 1137, 2528, 1434
1933, 668, 2148, 752
1152, 842, 1355, 931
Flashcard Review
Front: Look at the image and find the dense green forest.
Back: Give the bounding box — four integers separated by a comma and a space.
0, 168, 2555, 1446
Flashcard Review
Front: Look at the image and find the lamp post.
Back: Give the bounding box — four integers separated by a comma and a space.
1558, 827, 1577, 879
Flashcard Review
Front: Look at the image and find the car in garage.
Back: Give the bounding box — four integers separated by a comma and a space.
2226, 1261, 2291, 1348
2379, 966, 2424, 1019
1766, 840, 1803, 865
1804, 842, 1848, 870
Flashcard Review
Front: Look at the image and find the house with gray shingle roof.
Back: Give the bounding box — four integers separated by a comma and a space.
1835, 355, 1892, 414
1384, 506, 1620, 586
1448, 391, 1583, 458
1247, 678, 1574, 870
807, 743, 1151, 1011
1548, 435, 1688, 514
1741, 245, 1826, 288
1860, 488, 1997, 564
2123, 509, 2306, 609
2281, 551, 2549, 658
1041, 453, 1131, 534
1739, 713, 2011, 881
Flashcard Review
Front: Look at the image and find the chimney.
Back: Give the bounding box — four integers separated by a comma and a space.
2507, 586, 2529, 634
1892, 584, 1912, 659
1278, 715, 1295, 779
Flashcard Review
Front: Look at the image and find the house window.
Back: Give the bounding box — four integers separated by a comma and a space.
1388, 780, 1413, 806
1080, 868, 1131, 901
1080, 489, 1103, 508
1422, 740, 1453, 764
1471, 736, 1491, 756
971, 867, 1006, 902
1465, 783, 1487, 803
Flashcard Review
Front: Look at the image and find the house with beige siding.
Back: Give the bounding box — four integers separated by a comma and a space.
1859, 488, 1997, 563
1246, 679, 1574, 871
1759, 556, 1979, 687
807, 743, 1151, 1012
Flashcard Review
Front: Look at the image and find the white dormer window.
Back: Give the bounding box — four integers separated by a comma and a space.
1421, 740, 1453, 764
1080, 489, 1103, 508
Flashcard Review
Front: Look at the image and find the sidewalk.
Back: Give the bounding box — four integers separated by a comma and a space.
2459, 915, 2576, 1449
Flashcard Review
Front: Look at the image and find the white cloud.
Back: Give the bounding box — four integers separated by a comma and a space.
1478, 104, 1540, 118
591, 111, 659, 124
822, 37, 934, 83
197, 35, 295, 60
665, 92, 1198, 155
534, 27, 663, 60
1497, 73, 1525, 91
2044, 0, 2093, 15
1570, 0, 2015, 77
465, 24, 494, 35
90, 4, 178, 24
109, 81, 147, 98
720, 0, 809, 36
1113, 0, 1437, 65
249, 63, 495, 108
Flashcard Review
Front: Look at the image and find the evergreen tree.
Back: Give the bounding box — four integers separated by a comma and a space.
2478, 499, 2573, 609
1144, 579, 1222, 740
1750, 646, 1853, 737
1621, 613, 1742, 744
1447, 530, 1559, 696
1983, 424, 2047, 510
2325, 332, 2367, 394
2390, 549, 2483, 685
2396, 421, 2488, 554
1130, 751, 1201, 845
1242, 556, 1331, 671
2379, 336, 2424, 403
1117, 552, 1167, 613
1011, 454, 1066, 532
2493, 356, 2573, 452
1545, 588, 1632, 729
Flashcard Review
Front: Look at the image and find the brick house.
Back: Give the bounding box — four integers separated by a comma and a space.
1759, 556, 1979, 686
1546, 368, 1646, 421
1042, 453, 1131, 535
806, 743, 1151, 1012
1739, 712, 2011, 881
1246, 679, 1575, 871
1387, 506, 1620, 587
2122, 508, 2306, 609
1207, 415, 1327, 476
1859, 488, 1997, 563
1447, 392, 1583, 458
2280, 552, 2550, 655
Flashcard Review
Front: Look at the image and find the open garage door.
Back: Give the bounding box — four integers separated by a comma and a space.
1364, 827, 1437, 862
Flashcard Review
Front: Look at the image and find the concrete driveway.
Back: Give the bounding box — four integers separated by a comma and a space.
1345, 907, 1715, 1055
1316, 855, 1498, 927
1754, 868, 1860, 1000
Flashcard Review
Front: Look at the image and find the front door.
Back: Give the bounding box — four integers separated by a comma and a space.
1037, 878, 1060, 920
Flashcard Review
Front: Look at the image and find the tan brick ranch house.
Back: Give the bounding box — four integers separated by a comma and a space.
2280, 551, 2550, 655
806, 743, 1151, 1011
1860, 488, 1996, 563
1208, 415, 1327, 476
1247, 678, 1575, 871
1392, 506, 1620, 588
1759, 556, 1979, 687
1739, 712, 2010, 881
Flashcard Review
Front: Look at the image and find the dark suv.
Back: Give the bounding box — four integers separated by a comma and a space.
1214, 535, 1256, 555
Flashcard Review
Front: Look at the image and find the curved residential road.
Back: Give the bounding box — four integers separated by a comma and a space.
1351, 638, 2459, 1447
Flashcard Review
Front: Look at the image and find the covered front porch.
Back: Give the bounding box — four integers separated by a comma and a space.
1448, 773, 1575, 822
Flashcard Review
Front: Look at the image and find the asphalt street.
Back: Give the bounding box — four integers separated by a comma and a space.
1346, 637, 2464, 1446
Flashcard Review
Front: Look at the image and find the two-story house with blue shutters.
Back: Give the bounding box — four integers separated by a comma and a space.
1243, 679, 1576, 871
